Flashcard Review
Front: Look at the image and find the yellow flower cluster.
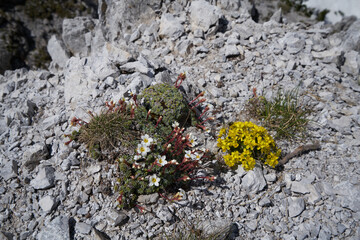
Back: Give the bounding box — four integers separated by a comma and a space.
217, 121, 281, 170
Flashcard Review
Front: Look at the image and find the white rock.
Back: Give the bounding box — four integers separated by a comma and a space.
0, 159, 18, 181
341, 50, 360, 75
288, 197, 305, 218
190, 0, 223, 33
76, 222, 92, 235
120, 61, 154, 77
39, 195, 56, 212
98, 43, 133, 65
64, 57, 99, 117
47, 35, 70, 68
37, 216, 70, 240
291, 181, 311, 194
30, 166, 55, 190
241, 167, 267, 193
341, 19, 360, 52
223, 45, 240, 58
279, 32, 305, 54
175, 40, 193, 56
62, 17, 95, 57
159, 13, 184, 40
107, 209, 129, 227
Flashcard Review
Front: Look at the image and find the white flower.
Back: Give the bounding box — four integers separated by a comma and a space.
172, 121, 179, 128
134, 155, 141, 161
149, 174, 160, 187
137, 144, 150, 157
188, 133, 198, 147
156, 155, 167, 166
141, 134, 153, 146
191, 152, 202, 161
185, 150, 192, 159
170, 159, 179, 165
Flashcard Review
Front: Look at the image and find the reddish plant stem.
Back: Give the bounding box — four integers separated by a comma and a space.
132, 94, 138, 107
198, 106, 209, 119
189, 91, 205, 105
155, 116, 162, 128
199, 117, 214, 125
190, 98, 206, 110
196, 124, 207, 131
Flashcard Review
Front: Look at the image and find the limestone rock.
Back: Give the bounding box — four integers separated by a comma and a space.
30, 166, 55, 190
190, 0, 223, 33
100, 0, 159, 42
199, 218, 239, 239
270, 8, 283, 23
137, 193, 159, 204
341, 19, 360, 52
23, 144, 49, 171
37, 216, 70, 240
288, 197, 305, 218
241, 167, 267, 194
159, 13, 184, 40
341, 50, 360, 75
0, 159, 18, 181
120, 61, 154, 77
107, 210, 129, 227
62, 17, 95, 57
39, 195, 56, 212
279, 32, 305, 54
76, 222, 92, 235
47, 35, 70, 68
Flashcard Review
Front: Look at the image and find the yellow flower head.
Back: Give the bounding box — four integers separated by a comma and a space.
217, 121, 281, 170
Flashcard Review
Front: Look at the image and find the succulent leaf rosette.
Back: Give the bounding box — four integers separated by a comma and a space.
217, 121, 281, 170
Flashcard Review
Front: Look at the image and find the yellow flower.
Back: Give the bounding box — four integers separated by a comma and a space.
217, 121, 281, 170
219, 128, 226, 137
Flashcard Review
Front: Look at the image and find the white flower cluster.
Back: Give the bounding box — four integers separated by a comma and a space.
136, 134, 153, 157
133, 123, 206, 189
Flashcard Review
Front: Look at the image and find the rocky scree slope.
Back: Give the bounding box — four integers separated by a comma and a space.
0, 0, 360, 239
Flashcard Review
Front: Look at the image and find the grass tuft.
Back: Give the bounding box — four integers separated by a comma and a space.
78, 109, 138, 160
244, 87, 312, 141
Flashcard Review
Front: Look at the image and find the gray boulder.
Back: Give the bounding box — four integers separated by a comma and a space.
0, 159, 18, 181
37, 216, 70, 240
288, 197, 305, 218
341, 19, 360, 52
47, 35, 70, 68
107, 209, 129, 227
39, 195, 57, 213
120, 61, 154, 77
159, 13, 184, 40
241, 167, 267, 194
64, 56, 117, 117
190, 0, 223, 33
137, 193, 159, 204
270, 8, 283, 23
199, 218, 239, 239
23, 144, 49, 171
62, 17, 95, 57
279, 32, 305, 54
30, 165, 55, 190
95, 42, 133, 65
341, 50, 360, 75
100, 0, 160, 42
